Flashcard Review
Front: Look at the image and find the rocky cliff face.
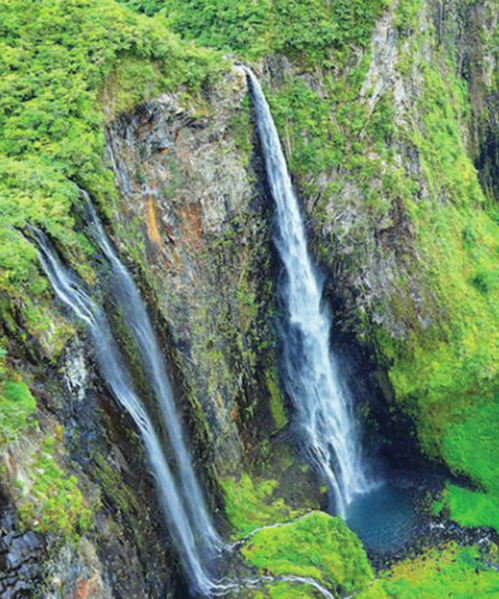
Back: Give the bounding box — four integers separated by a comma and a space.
0, 325, 190, 598
103, 69, 274, 474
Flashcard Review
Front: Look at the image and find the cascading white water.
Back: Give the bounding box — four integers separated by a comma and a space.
32, 222, 340, 599
244, 68, 368, 515
32, 229, 216, 596
80, 195, 220, 555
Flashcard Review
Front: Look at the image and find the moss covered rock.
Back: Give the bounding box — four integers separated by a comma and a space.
242, 511, 374, 595
358, 542, 499, 599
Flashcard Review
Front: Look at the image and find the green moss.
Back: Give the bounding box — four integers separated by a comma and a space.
266, 370, 288, 431
266, 583, 315, 599
434, 399, 499, 532
16, 437, 96, 538
443, 400, 499, 495
439, 485, 499, 531
94, 454, 140, 515
229, 95, 254, 167
358, 543, 499, 599
0, 375, 37, 444
242, 511, 373, 595
221, 473, 300, 538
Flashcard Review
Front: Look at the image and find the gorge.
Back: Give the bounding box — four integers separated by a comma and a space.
2, 1, 499, 598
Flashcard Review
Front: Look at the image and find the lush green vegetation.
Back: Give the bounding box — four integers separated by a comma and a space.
15, 437, 95, 537
242, 512, 373, 595
121, 0, 386, 65
373, 38, 499, 530
0, 0, 220, 339
221, 474, 300, 537
2, 0, 499, 593
358, 543, 499, 598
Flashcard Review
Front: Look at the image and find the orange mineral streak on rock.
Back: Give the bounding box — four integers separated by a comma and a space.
73, 575, 101, 599
178, 202, 203, 253
146, 191, 164, 250
74, 580, 85, 599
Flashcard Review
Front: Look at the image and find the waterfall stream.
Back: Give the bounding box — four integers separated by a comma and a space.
32, 219, 341, 598
31, 227, 216, 596
244, 68, 369, 515
81, 195, 221, 555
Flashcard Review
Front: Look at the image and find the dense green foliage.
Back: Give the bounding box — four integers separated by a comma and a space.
0, 0, 220, 339
121, 0, 386, 65
117, 0, 164, 16
242, 512, 373, 595
358, 543, 499, 598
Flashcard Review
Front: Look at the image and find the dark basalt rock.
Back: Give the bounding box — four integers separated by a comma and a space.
0, 495, 45, 599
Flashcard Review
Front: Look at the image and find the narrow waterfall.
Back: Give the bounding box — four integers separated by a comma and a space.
31, 228, 216, 596
244, 69, 368, 516
80, 196, 220, 555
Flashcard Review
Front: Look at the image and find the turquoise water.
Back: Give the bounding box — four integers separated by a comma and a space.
346, 483, 421, 555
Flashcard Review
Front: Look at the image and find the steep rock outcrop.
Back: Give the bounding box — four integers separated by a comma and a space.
103, 68, 285, 476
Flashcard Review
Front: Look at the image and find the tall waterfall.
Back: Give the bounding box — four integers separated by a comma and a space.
81, 196, 220, 554
32, 226, 217, 596
244, 68, 368, 515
